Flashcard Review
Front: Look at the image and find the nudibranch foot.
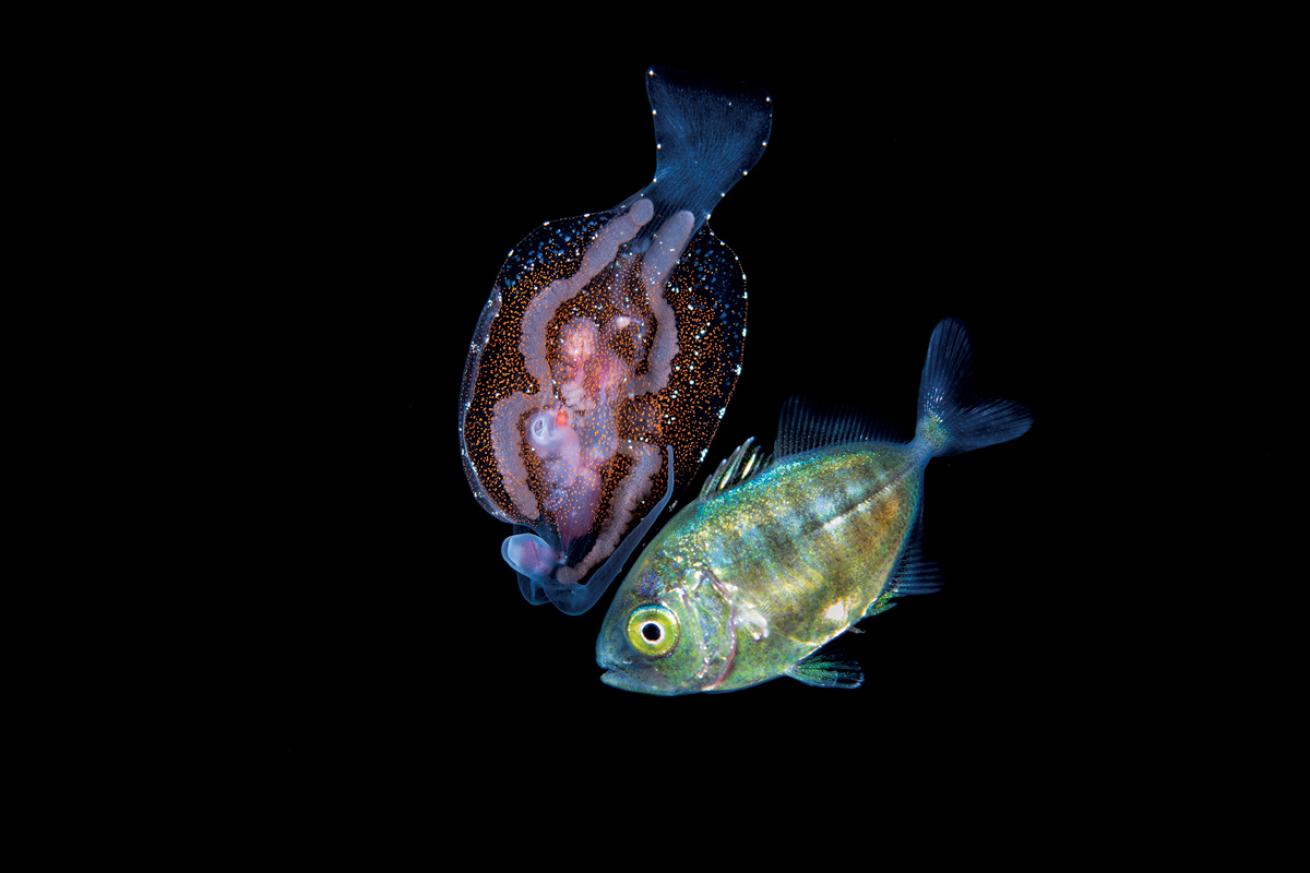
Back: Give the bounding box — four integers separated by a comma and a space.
506, 446, 676, 616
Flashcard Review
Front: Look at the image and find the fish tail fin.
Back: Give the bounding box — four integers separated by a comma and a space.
638, 66, 772, 233
914, 319, 1032, 458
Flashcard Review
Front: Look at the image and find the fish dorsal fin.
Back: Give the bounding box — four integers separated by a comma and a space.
774, 397, 905, 459
786, 651, 865, 689
700, 437, 769, 499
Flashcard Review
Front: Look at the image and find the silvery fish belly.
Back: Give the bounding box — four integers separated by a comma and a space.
597, 320, 1033, 694
459, 67, 772, 615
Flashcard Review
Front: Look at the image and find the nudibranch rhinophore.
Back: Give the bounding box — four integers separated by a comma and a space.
459, 66, 772, 614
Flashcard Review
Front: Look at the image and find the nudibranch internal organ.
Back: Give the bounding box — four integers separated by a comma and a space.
460, 67, 772, 614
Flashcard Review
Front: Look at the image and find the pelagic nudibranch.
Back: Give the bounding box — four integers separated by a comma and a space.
459, 66, 772, 614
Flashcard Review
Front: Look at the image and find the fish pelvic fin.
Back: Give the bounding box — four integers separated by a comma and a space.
915, 319, 1032, 458
786, 652, 865, 689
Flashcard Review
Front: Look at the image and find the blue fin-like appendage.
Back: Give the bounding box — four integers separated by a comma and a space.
916, 319, 1032, 457
635, 66, 772, 237
786, 652, 865, 689
699, 437, 768, 499
774, 397, 905, 459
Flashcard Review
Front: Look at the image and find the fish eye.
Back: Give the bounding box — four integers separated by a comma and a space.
626, 604, 679, 657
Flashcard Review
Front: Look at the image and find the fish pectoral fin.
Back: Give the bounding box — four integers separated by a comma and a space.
786, 653, 865, 689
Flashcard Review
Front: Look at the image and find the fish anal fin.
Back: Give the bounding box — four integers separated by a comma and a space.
892, 527, 943, 597
860, 528, 944, 621
861, 595, 898, 620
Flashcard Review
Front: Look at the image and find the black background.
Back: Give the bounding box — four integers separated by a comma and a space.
210, 40, 1163, 782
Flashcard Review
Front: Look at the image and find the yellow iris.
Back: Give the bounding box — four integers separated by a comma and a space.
626, 605, 679, 657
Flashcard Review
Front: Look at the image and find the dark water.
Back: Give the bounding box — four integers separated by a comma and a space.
218, 49, 1138, 786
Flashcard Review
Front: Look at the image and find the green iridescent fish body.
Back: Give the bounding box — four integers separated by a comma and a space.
596, 319, 1032, 695
600, 442, 923, 693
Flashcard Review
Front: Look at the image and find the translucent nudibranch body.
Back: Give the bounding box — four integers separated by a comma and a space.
597, 321, 1033, 693
460, 67, 772, 614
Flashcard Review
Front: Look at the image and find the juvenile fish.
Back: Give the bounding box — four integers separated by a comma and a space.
596, 320, 1031, 694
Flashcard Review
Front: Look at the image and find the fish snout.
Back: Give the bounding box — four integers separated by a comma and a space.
596, 626, 676, 695
596, 621, 635, 674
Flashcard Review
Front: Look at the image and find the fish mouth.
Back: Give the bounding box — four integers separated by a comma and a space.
597, 651, 631, 688
599, 668, 683, 695
597, 654, 642, 693
597, 656, 683, 696
599, 669, 638, 691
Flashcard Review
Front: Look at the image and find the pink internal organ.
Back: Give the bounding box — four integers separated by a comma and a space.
490, 198, 698, 584
526, 406, 599, 543
531, 312, 643, 542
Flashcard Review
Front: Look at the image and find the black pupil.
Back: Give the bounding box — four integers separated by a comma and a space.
641, 622, 662, 642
